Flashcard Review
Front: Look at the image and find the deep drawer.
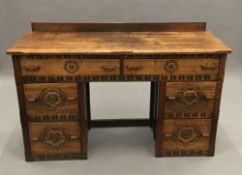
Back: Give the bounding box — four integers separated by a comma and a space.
23, 83, 79, 121
21, 58, 120, 76
123, 58, 219, 80
28, 121, 82, 160
161, 119, 212, 156
164, 82, 217, 118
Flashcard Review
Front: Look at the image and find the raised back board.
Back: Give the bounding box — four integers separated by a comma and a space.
31, 22, 206, 32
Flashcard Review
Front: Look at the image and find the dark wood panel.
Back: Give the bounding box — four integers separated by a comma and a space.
32, 22, 206, 32
164, 82, 217, 118
24, 83, 79, 121
123, 58, 219, 80
29, 121, 81, 159
159, 119, 212, 157
21, 58, 120, 76
12, 56, 33, 161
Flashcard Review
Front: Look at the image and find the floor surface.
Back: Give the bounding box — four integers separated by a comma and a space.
0, 72, 242, 175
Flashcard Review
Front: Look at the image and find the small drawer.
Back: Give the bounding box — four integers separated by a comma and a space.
21, 58, 120, 76
28, 121, 82, 160
161, 119, 212, 156
124, 59, 158, 75
24, 83, 79, 121
164, 82, 217, 118
124, 58, 219, 80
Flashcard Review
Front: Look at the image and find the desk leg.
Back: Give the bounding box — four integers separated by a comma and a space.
78, 83, 88, 159
150, 82, 159, 140
85, 82, 91, 129
149, 82, 155, 128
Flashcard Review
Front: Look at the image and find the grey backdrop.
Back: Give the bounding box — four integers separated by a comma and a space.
1, 1, 242, 175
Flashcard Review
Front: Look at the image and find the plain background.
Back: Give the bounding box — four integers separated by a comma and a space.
0, 0, 242, 175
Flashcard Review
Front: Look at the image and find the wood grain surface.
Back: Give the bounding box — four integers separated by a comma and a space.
124, 58, 219, 78
164, 82, 217, 118
161, 119, 212, 155
21, 58, 120, 76
29, 121, 81, 157
24, 83, 79, 118
7, 32, 231, 55
31, 22, 207, 32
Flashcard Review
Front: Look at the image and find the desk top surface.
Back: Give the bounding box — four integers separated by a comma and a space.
7, 25, 231, 55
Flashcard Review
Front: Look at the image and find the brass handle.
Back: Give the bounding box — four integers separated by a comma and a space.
164, 133, 209, 137
26, 97, 37, 102
166, 96, 176, 100
67, 97, 78, 102
30, 135, 79, 142
200, 63, 217, 71
24, 65, 40, 72
167, 95, 212, 100
101, 65, 116, 71
127, 65, 142, 71
70, 136, 79, 140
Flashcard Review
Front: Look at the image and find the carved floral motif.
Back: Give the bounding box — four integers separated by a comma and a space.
164, 60, 178, 73
39, 127, 70, 149
64, 60, 79, 73
38, 88, 67, 110
172, 125, 202, 146
176, 85, 204, 107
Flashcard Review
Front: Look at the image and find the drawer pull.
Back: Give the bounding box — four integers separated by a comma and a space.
24, 65, 40, 72
67, 97, 78, 102
101, 65, 116, 71
31, 136, 79, 142
167, 96, 176, 100
164, 133, 209, 137
167, 95, 212, 101
70, 136, 79, 140
31, 137, 39, 142
26, 97, 37, 102
127, 65, 142, 71
200, 63, 217, 71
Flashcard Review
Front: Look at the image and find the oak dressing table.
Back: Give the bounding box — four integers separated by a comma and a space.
7, 22, 231, 161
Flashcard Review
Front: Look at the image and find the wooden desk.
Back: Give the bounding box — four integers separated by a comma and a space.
7, 22, 231, 161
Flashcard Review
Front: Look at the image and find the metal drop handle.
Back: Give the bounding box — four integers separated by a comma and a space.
200, 63, 217, 71
24, 65, 40, 72
127, 65, 142, 71
101, 65, 116, 71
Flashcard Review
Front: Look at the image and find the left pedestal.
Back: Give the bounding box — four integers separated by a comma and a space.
13, 58, 87, 161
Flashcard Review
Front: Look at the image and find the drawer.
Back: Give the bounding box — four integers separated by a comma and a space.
28, 121, 81, 160
161, 119, 212, 156
24, 83, 79, 121
21, 58, 120, 76
164, 82, 217, 118
124, 58, 219, 80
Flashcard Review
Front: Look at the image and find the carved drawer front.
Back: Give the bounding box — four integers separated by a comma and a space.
24, 83, 79, 121
21, 58, 120, 76
164, 82, 217, 118
29, 121, 81, 160
124, 58, 219, 80
161, 119, 212, 156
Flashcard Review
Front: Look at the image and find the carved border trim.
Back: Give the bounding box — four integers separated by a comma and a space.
28, 114, 80, 122
25, 54, 223, 59
20, 74, 213, 83
32, 153, 83, 161
164, 112, 215, 118
162, 150, 208, 156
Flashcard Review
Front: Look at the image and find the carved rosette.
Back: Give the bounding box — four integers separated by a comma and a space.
39, 127, 70, 149
176, 85, 204, 107
164, 60, 178, 73
64, 60, 79, 73
38, 88, 67, 110
172, 125, 202, 146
